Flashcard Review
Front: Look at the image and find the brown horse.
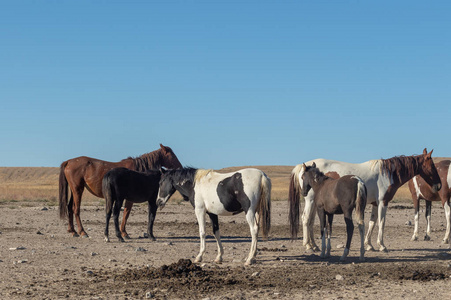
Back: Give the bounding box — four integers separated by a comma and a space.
408, 160, 451, 243
59, 144, 182, 237
300, 163, 367, 261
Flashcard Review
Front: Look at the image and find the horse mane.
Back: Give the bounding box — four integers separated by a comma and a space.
126, 149, 163, 172
194, 169, 214, 183
165, 167, 198, 184
379, 155, 419, 183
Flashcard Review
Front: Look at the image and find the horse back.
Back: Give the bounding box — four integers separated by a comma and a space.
103, 168, 161, 203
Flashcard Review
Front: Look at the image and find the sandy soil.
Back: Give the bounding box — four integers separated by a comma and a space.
1, 200, 450, 299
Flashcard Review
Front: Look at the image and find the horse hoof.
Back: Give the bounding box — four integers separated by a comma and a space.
194, 257, 202, 263
424, 235, 431, 241
441, 239, 449, 244
244, 258, 256, 266
214, 258, 223, 264
411, 236, 418, 241
312, 246, 320, 252
118, 238, 125, 243
123, 235, 131, 240
104, 237, 110, 243
72, 233, 79, 238
365, 245, 375, 252
379, 246, 388, 253
149, 236, 156, 241
81, 234, 89, 238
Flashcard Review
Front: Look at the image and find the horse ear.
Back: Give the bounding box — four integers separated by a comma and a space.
312, 162, 316, 168
160, 144, 167, 152
423, 148, 427, 155
429, 149, 434, 155
302, 163, 307, 169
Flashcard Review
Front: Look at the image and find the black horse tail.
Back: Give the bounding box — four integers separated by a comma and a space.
59, 161, 69, 219
289, 164, 303, 240
258, 173, 271, 239
354, 176, 367, 225
102, 172, 115, 214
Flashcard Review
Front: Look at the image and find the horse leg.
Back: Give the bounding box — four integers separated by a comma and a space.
302, 194, 319, 251
317, 208, 326, 258
113, 200, 125, 243
376, 202, 388, 252
424, 200, 432, 241
245, 210, 259, 266
120, 200, 133, 239
194, 206, 207, 263
207, 213, 223, 264
364, 204, 377, 251
147, 202, 157, 241
104, 200, 113, 242
67, 194, 78, 237
341, 216, 354, 262
411, 197, 420, 241
443, 199, 451, 244
358, 222, 365, 261
72, 189, 88, 238
326, 213, 333, 258
308, 201, 319, 251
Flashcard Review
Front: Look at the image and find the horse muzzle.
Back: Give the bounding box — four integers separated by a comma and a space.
432, 183, 442, 193
156, 198, 166, 209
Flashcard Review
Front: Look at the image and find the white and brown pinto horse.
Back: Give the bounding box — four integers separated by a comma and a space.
289, 149, 441, 252
156, 167, 271, 266
408, 160, 451, 243
301, 163, 367, 261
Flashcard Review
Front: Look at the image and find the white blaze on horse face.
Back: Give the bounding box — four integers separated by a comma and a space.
413, 177, 424, 199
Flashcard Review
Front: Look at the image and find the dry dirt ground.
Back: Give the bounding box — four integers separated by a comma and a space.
1, 200, 450, 299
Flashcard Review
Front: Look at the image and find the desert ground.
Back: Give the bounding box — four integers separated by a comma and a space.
0, 165, 450, 299
1, 199, 450, 299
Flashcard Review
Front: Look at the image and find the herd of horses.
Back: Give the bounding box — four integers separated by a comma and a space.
58, 145, 451, 265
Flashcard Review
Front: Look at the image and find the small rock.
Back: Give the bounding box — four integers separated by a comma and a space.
145, 291, 153, 298
109, 259, 117, 262
251, 271, 260, 277
90, 252, 98, 256
87, 228, 92, 231
41, 207, 48, 211
335, 274, 344, 281
17, 259, 28, 264
136, 247, 147, 252
405, 221, 412, 226
166, 242, 173, 246
336, 244, 345, 249
36, 231, 43, 235
86, 270, 94, 275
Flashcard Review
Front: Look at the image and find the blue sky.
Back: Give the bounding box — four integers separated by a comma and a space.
0, 1, 450, 168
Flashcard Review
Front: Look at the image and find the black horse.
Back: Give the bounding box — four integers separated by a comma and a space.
102, 167, 162, 242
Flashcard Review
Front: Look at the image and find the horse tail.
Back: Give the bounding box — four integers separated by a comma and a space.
354, 176, 367, 225
59, 161, 69, 219
102, 172, 114, 214
257, 173, 271, 239
289, 164, 303, 239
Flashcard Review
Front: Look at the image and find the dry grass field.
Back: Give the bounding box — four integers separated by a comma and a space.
3, 158, 448, 204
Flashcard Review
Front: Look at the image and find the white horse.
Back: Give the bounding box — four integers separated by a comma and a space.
156, 167, 271, 265
289, 149, 441, 252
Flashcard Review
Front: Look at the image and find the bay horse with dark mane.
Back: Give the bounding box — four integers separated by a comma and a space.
408, 159, 450, 244
301, 163, 367, 261
289, 149, 441, 252
102, 168, 161, 242
59, 144, 182, 237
